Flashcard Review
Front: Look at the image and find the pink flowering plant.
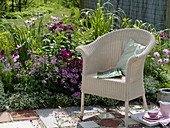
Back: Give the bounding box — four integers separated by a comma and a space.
145, 32, 170, 82
43, 15, 88, 51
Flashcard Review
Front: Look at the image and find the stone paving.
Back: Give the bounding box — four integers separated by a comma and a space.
0, 102, 169, 128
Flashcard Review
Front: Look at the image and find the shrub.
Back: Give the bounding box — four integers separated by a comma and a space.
144, 75, 160, 103
60, 0, 80, 8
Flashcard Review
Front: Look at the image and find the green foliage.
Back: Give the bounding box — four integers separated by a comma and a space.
1, 16, 45, 62
84, 94, 119, 106
144, 75, 160, 103
0, 0, 7, 11
0, 80, 6, 111
80, 0, 115, 39
0, 68, 13, 93
59, 0, 80, 8
0, 11, 33, 19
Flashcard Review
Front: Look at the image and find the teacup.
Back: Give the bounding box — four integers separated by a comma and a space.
147, 110, 159, 118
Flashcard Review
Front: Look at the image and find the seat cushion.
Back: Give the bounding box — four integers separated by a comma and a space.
115, 39, 146, 75
82, 73, 126, 100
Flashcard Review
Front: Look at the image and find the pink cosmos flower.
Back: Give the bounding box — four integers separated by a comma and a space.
164, 58, 169, 63
153, 52, 160, 58
42, 80, 47, 83
163, 49, 169, 55
157, 59, 162, 64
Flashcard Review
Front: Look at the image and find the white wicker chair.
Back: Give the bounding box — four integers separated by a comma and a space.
76, 28, 155, 127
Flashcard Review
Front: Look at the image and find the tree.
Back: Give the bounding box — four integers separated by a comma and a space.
0, 0, 8, 11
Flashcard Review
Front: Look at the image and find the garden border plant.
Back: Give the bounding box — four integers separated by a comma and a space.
0, 0, 169, 112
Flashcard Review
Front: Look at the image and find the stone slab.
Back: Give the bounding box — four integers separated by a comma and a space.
0, 112, 12, 122
79, 121, 100, 128
36, 109, 76, 128
67, 106, 104, 114
0, 120, 35, 128
97, 113, 115, 119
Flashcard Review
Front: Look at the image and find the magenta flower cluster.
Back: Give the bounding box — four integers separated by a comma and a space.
0, 49, 82, 98
159, 32, 170, 39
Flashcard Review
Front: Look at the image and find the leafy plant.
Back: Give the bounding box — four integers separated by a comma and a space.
80, 0, 115, 39
60, 0, 80, 8
1, 16, 45, 62
144, 75, 160, 103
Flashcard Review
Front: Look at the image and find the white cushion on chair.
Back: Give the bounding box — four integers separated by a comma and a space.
116, 39, 146, 75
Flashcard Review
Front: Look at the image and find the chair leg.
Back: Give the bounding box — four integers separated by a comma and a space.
142, 94, 148, 111
81, 92, 85, 117
125, 101, 129, 128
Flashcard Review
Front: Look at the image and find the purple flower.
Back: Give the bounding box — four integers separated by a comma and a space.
25, 24, 31, 27
71, 68, 78, 72
63, 86, 68, 88
0, 55, 4, 60
14, 62, 20, 68
157, 59, 162, 64
78, 28, 86, 31
34, 62, 41, 68
70, 87, 74, 91
1, 50, 5, 55
50, 58, 57, 64
152, 89, 157, 92
53, 68, 59, 72
37, 58, 45, 63
69, 25, 76, 29
25, 20, 32, 23
53, 79, 58, 83
13, 54, 20, 62
51, 16, 60, 20
43, 55, 48, 59
153, 52, 160, 58
30, 68, 38, 73
49, 25, 57, 31
163, 58, 169, 63
74, 92, 81, 98
66, 73, 73, 78
5, 63, 12, 70
70, 79, 77, 84
27, 50, 34, 55
30, 17, 37, 21
59, 26, 68, 30
162, 49, 169, 55
76, 59, 83, 66
47, 73, 52, 78
56, 27, 63, 32
167, 35, 170, 39
30, 55, 37, 59
160, 33, 167, 39
73, 74, 79, 79
42, 80, 47, 83
34, 12, 42, 15
24, 60, 29, 65
78, 83, 82, 89
61, 79, 65, 84
54, 21, 64, 25
16, 74, 21, 78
